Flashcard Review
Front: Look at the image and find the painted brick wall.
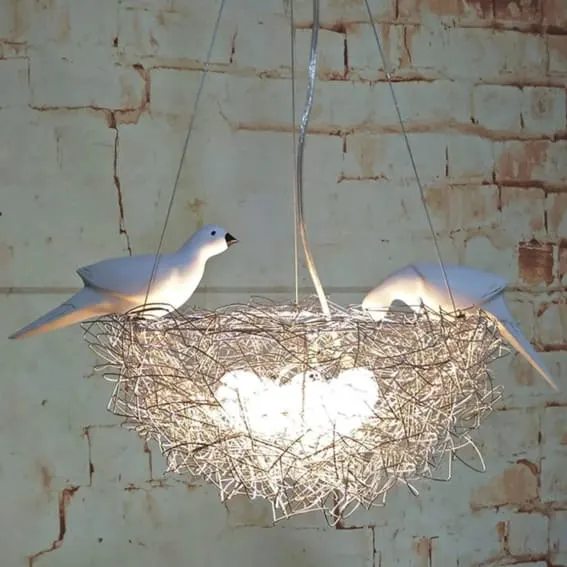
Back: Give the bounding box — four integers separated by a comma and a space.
1, 0, 566, 565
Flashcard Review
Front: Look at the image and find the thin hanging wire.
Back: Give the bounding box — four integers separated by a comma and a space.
144, 0, 227, 305
289, 0, 300, 305
362, 0, 458, 314
296, 0, 331, 317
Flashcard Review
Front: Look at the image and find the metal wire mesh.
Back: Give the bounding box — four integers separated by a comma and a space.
83, 297, 507, 522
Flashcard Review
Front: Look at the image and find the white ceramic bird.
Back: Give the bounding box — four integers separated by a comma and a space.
361, 263, 558, 391
9, 224, 238, 340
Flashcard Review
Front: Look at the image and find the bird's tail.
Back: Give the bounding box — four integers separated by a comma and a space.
496, 320, 559, 391
9, 288, 115, 340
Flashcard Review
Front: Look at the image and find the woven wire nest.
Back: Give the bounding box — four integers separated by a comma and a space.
84, 296, 507, 522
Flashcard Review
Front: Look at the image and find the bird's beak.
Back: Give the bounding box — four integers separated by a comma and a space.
225, 233, 238, 247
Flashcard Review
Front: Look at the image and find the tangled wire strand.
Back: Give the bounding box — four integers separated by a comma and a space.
83, 297, 507, 522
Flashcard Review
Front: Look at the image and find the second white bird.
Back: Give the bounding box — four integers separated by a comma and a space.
361, 263, 558, 391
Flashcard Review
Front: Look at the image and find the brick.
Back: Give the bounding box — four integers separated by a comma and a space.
518, 240, 554, 285
0, 109, 126, 287
392, 80, 472, 125
378, 532, 463, 567
534, 300, 567, 351
232, 16, 345, 74
115, 114, 208, 254
217, 526, 373, 567
546, 193, 567, 240
88, 427, 152, 487
341, 133, 447, 183
500, 187, 547, 241
508, 513, 549, 555
506, 336, 564, 394
440, 511, 515, 566
12, 0, 69, 46
212, 75, 391, 130
212, 75, 470, 133
494, 140, 567, 184
225, 494, 330, 528
308, 179, 456, 286
548, 36, 567, 76
29, 45, 144, 109
376, 511, 547, 567
1, 293, 122, 425
494, 0, 543, 22
447, 135, 493, 182
397, 0, 491, 23
289, 0, 394, 22
116, 3, 236, 63
543, 0, 567, 28
0, 1, 16, 38
473, 84, 522, 131
346, 23, 407, 74
521, 87, 566, 134
149, 67, 208, 120
65, 0, 119, 47
304, 177, 461, 287
469, 408, 541, 510
462, 232, 515, 280
0, 58, 29, 107
425, 184, 500, 232
469, 462, 539, 509
35, 484, 229, 567
410, 26, 547, 82
474, 408, 540, 462
0, 341, 93, 497
550, 511, 567, 560
225, 495, 277, 528
541, 408, 567, 503
15, 0, 118, 47
455, 513, 514, 565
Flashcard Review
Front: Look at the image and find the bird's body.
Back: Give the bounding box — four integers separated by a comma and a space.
9, 224, 238, 340
362, 263, 558, 391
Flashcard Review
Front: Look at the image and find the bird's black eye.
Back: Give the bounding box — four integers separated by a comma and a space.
211, 230, 216, 236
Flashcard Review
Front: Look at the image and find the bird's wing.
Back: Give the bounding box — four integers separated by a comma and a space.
412, 263, 508, 307
77, 254, 175, 298
484, 295, 558, 391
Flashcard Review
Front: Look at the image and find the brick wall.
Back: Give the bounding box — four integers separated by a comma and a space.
0, 0, 566, 565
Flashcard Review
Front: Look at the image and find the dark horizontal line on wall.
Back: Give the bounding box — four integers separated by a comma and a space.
294, 20, 567, 37
112, 58, 567, 89
1, 285, 566, 296
0, 285, 369, 295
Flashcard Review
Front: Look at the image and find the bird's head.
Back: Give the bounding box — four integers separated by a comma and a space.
190, 223, 239, 260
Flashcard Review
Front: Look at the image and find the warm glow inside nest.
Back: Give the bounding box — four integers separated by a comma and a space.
85, 297, 507, 521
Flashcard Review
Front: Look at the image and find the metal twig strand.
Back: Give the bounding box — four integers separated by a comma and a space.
84, 299, 507, 522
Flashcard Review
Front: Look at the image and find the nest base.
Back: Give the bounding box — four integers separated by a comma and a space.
84, 296, 507, 522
